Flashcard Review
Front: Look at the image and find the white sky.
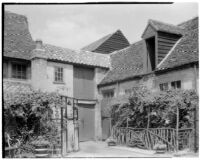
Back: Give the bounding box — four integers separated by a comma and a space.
5, 3, 198, 50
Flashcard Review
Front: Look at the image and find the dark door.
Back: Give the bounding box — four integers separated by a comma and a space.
102, 117, 111, 140
78, 104, 95, 141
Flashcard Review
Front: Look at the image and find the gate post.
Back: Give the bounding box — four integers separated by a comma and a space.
176, 105, 179, 152
61, 97, 68, 157
73, 99, 79, 151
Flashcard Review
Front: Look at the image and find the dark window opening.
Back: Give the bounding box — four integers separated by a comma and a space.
146, 37, 156, 71
102, 90, 114, 99
171, 80, 181, 89
3, 62, 8, 78
55, 67, 63, 82
159, 83, 169, 91
12, 63, 27, 79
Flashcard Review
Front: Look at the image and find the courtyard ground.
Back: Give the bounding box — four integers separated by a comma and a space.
65, 141, 173, 157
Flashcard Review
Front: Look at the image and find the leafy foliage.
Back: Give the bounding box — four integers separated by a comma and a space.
4, 90, 62, 146
111, 88, 198, 129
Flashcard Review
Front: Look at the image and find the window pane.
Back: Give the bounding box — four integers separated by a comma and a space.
177, 81, 181, 89
12, 63, 27, 79
171, 82, 175, 89
55, 67, 63, 82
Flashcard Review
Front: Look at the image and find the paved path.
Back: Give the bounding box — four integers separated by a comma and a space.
66, 141, 172, 157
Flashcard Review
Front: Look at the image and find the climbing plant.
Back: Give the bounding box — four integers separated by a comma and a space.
4, 90, 62, 144
111, 88, 198, 129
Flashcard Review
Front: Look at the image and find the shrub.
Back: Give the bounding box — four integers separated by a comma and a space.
3, 90, 62, 145
111, 88, 198, 129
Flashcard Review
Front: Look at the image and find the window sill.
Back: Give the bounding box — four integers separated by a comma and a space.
53, 81, 65, 85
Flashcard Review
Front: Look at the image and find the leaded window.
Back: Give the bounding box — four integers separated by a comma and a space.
55, 67, 63, 82
12, 63, 27, 79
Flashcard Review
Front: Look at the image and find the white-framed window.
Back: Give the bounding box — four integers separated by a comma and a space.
159, 83, 169, 91
171, 80, 181, 89
11, 63, 27, 79
55, 67, 64, 82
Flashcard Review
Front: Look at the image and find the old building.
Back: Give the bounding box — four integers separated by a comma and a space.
3, 11, 199, 143
3, 11, 110, 146
98, 17, 199, 140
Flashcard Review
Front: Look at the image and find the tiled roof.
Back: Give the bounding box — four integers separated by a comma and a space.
3, 80, 32, 93
149, 19, 184, 35
99, 17, 198, 86
43, 44, 111, 68
81, 33, 113, 51
158, 17, 199, 69
81, 30, 130, 53
99, 41, 145, 85
4, 11, 35, 60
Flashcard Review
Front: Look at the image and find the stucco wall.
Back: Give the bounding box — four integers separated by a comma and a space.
94, 68, 109, 140
32, 60, 74, 97
154, 67, 197, 91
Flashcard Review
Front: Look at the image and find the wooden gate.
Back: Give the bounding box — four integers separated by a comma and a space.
60, 96, 79, 155
112, 127, 194, 152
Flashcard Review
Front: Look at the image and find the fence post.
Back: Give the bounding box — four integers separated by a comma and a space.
176, 105, 179, 152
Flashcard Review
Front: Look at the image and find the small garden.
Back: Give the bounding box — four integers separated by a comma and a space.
108, 88, 198, 152
3, 90, 63, 158
110, 88, 198, 129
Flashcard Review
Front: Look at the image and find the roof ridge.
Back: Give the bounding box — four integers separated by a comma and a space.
81, 31, 113, 50
149, 19, 183, 29
177, 16, 198, 26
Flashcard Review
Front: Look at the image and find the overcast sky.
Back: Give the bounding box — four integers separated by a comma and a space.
5, 3, 198, 50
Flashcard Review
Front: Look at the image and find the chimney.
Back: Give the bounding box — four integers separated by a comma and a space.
35, 39, 43, 49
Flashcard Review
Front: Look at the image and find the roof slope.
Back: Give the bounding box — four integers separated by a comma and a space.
100, 17, 199, 86
4, 11, 35, 59
149, 19, 183, 35
158, 17, 198, 69
81, 33, 113, 52
43, 44, 110, 68
81, 30, 130, 53
100, 41, 145, 85
4, 11, 110, 68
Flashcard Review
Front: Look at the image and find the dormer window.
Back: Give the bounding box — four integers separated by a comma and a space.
142, 19, 182, 73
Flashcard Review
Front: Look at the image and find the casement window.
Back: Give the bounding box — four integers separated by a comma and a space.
55, 67, 64, 82
102, 90, 114, 99
171, 80, 181, 89
159, 83, 169, 91
11, 63, 27, 79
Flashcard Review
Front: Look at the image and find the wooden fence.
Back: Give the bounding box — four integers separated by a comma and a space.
112, 127, 194, 152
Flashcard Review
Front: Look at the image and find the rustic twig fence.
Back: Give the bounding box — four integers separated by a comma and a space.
112, 127, 194, 152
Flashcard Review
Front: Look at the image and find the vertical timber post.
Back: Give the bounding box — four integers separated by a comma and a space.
73, 99, 79, 151
176, 105, 179, 152
193, 64, 198, 152
61, 106, 63, 156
